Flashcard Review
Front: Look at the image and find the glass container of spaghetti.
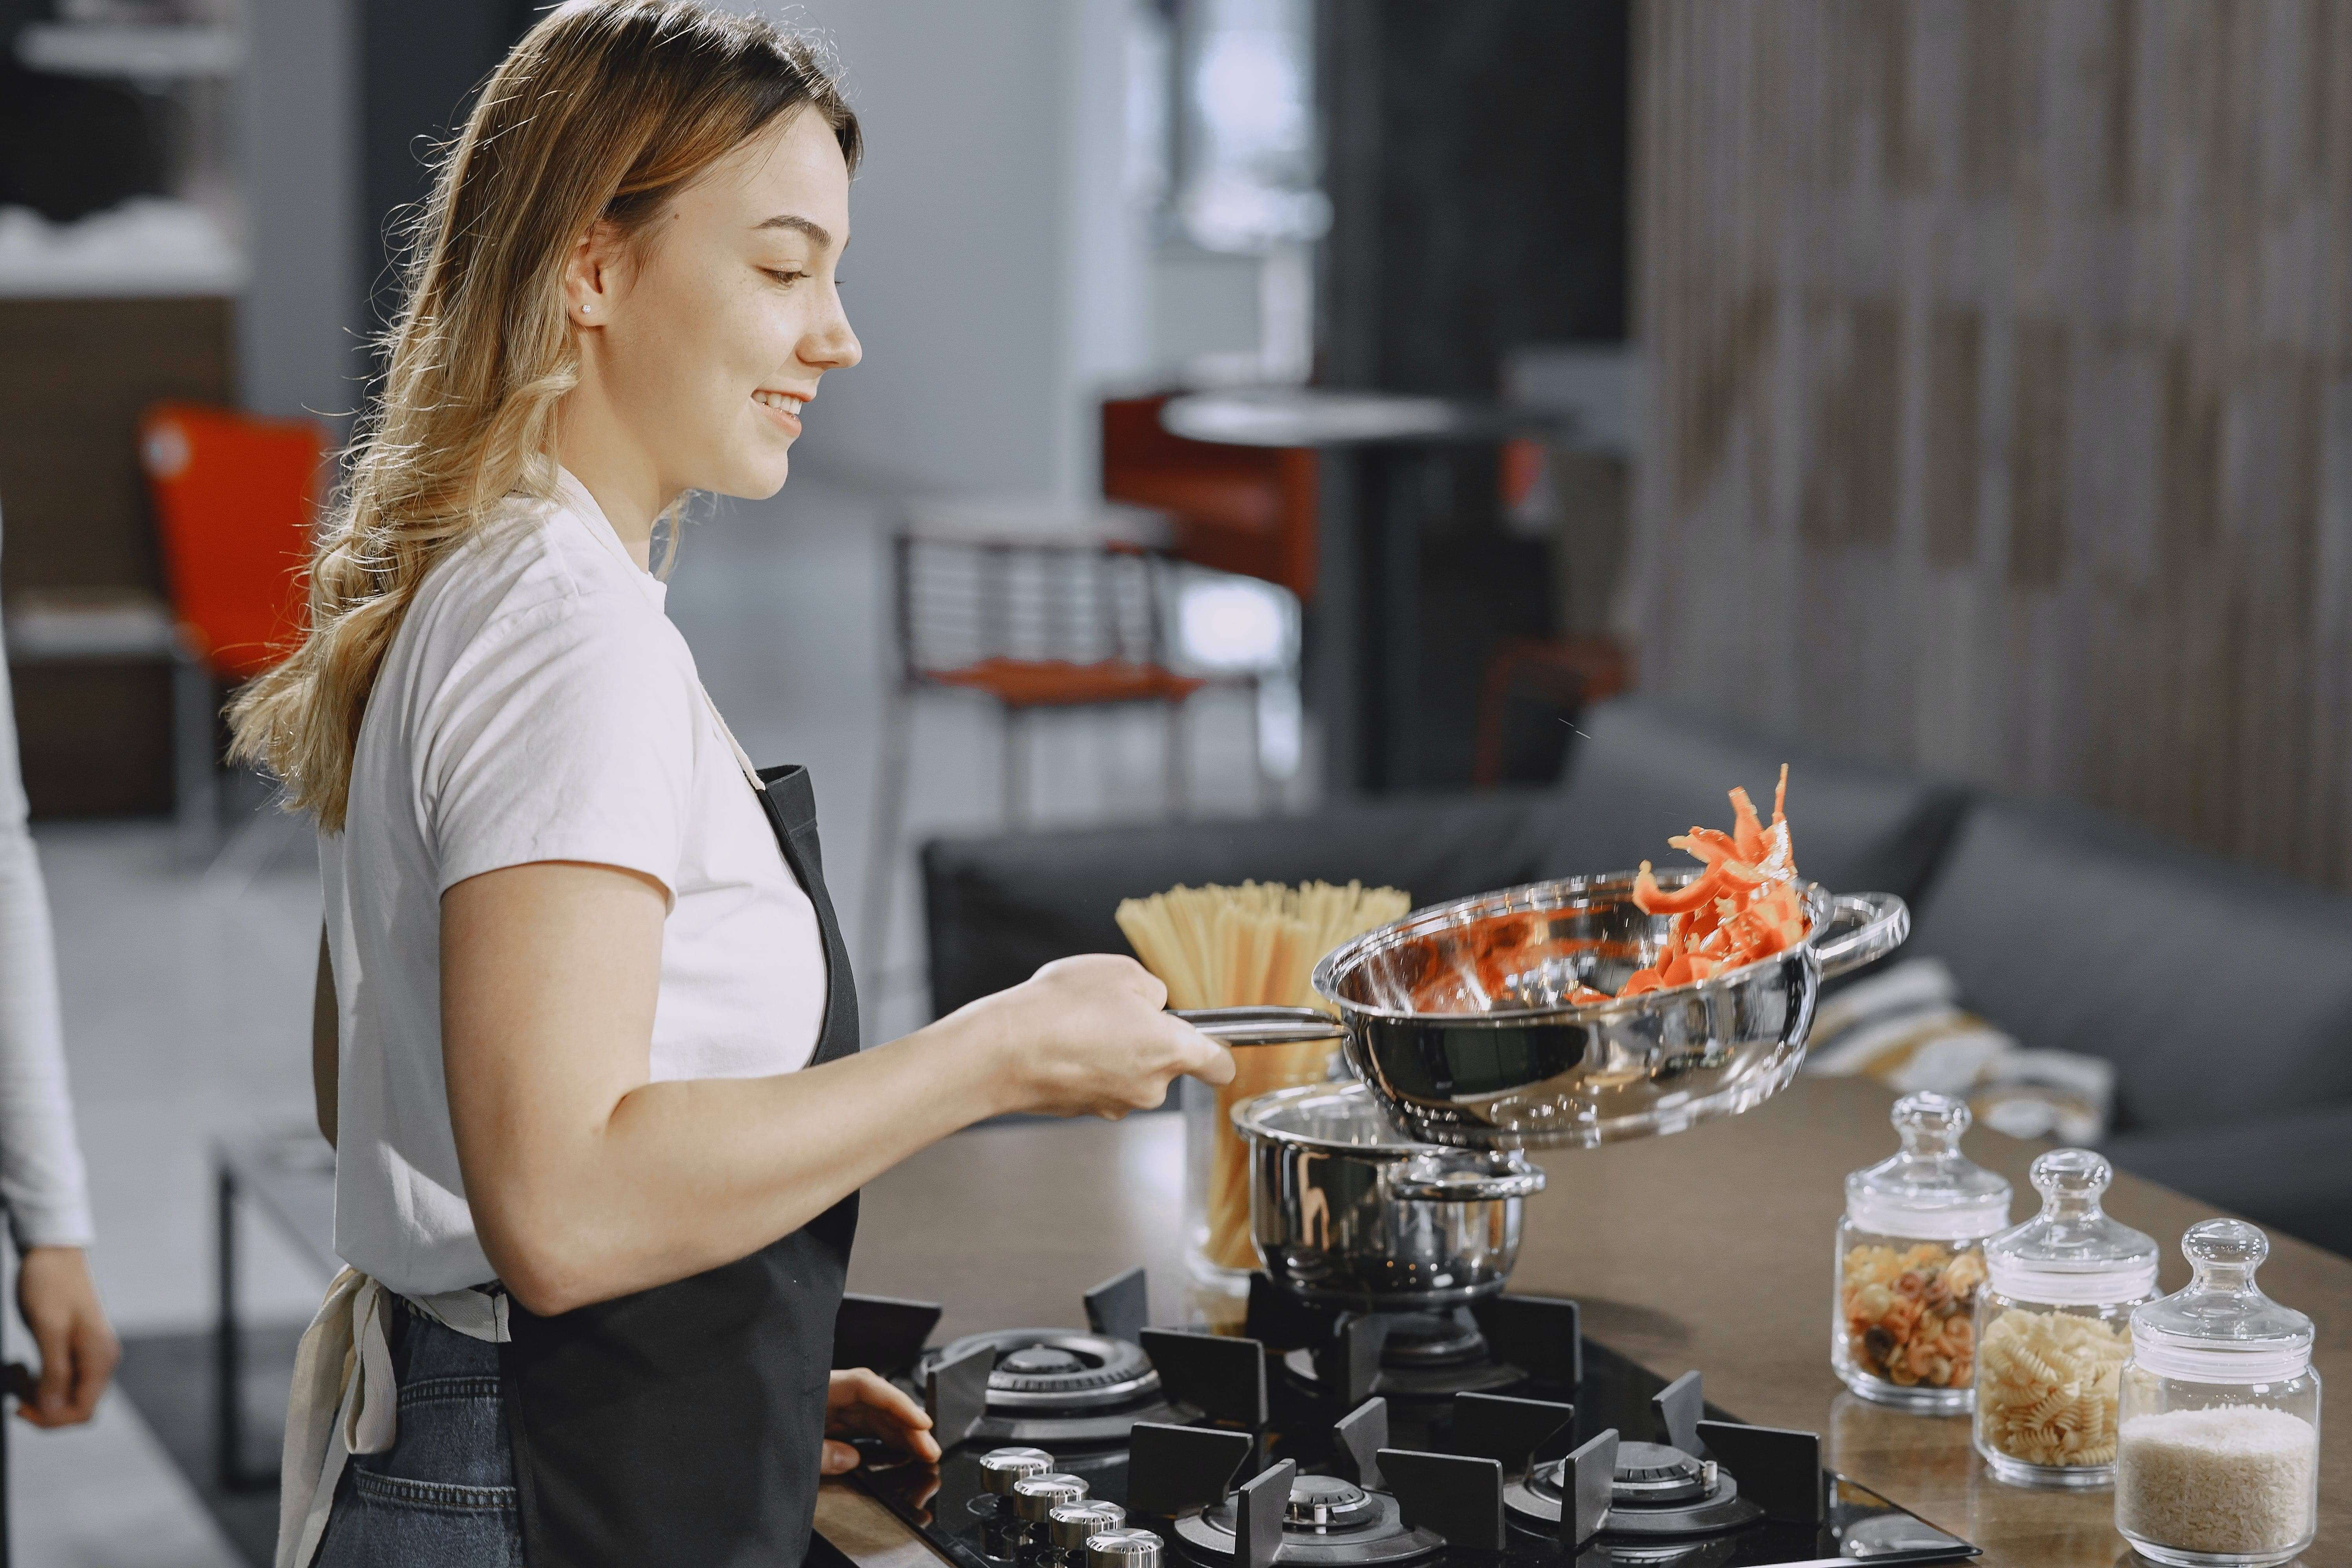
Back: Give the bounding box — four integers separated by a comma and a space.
1181, 1049, 1341, 1292
1971, 1148, 2157, 1488
1832, 1091, 2011, 1412
1115, 881, 1409, 1298
2115, 1219, 2319, 1568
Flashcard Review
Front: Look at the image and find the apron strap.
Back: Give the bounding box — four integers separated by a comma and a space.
700, 688, 766, 793
276, 1272, 511, 1568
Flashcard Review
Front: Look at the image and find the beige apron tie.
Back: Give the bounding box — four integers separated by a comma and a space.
701, 687, 766, 792
276, 1269, 512, 1568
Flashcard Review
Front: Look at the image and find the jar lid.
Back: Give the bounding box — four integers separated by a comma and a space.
1982, 1149, 2159, 1305
2129, 1219, 2314, 1383
1843, 1092, 2012, 1240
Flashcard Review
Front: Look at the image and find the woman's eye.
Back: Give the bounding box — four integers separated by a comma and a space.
764, 269, 809, 288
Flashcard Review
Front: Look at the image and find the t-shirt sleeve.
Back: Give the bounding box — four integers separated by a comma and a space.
421, 596, 698, 900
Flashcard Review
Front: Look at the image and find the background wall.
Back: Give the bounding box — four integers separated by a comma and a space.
784, 0, 1150, 499
1628, 0, 2352, 888
243, 0, 361, 430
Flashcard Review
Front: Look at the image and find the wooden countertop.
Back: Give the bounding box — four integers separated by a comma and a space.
816, 1075, 2346, 1566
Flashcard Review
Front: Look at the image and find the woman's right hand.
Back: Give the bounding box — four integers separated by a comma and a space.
962, 955, 1234, 1119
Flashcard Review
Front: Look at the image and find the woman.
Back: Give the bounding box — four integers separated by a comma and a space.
231, 7, 1232, 1566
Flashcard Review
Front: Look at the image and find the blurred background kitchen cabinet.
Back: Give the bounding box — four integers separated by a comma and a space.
0, 296, 232, 815
0, 0, 248, 817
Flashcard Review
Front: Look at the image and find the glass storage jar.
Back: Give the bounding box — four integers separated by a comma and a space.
1182, 1042, 1341, 1296
1832, 1091, 2011, 1412
1972, 1148, 2157, 1487
2116, 1220, 2320, 1568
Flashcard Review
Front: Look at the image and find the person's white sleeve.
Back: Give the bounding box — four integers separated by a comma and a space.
0, 597, 96, 1250
423, 596, 697, 899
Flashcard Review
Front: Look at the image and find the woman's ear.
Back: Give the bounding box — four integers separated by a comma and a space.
561, 221, 627, 327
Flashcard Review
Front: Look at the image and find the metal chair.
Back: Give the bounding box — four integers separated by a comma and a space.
859, 525, 1263, 984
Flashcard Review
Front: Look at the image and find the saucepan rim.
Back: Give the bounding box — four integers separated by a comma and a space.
1230, 1080, 1544, 1170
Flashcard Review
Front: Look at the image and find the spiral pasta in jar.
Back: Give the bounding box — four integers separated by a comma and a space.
1972, 1149, 2157, 1487
1832, 1093, 2011, 1413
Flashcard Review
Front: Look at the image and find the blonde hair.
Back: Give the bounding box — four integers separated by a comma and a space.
230, 0, 859, 830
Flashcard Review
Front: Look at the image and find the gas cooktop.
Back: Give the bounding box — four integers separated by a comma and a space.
831, 1270, 1976, 1568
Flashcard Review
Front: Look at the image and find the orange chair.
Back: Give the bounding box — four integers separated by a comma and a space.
1101, 394, 1318, 600
137, 402, 325, 856
140, 402, 321, 681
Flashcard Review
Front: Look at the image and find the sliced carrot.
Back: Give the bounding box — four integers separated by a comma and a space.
1668, 828, 1741, 865
1731, 787, 1768, 863
1634, 862, 1732, 916
1615, 768, 1805, 998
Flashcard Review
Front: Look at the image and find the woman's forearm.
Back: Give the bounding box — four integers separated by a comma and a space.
499, 1012, 1013, 1313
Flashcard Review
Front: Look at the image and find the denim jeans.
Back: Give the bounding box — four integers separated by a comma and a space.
314, 1298, 525, 1567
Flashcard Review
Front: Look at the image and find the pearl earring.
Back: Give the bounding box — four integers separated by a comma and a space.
579, 303, 592, 316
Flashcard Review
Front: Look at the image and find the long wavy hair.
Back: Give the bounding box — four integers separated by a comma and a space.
230, 0, 859, 831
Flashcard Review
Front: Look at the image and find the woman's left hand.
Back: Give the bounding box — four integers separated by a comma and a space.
822, 1367, 941, 1474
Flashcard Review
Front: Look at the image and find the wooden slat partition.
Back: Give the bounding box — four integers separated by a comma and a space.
1628, 0, 2352, 886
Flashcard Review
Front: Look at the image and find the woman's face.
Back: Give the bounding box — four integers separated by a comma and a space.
572, 107, 860, 503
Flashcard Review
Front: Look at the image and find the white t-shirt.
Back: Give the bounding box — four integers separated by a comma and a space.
321, 470, 828, 1296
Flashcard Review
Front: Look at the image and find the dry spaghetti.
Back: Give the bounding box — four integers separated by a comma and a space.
1116, 880, 1410, 1272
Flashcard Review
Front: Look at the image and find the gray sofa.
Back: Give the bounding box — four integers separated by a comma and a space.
921, 699, 2352, 1257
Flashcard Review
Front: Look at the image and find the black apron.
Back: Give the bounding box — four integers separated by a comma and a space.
498, 764, 859, 1567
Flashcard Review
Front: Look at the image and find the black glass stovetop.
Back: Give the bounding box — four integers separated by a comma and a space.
830, 1273, 1977, 1568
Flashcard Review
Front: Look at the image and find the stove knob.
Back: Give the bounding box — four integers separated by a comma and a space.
978, 1447, 1056, 1497
1083, 1526, 1164, 1568
1012, 1472, 1090, 1524
1049, 1501, 1125, 1553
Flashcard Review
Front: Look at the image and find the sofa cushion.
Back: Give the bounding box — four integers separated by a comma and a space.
1906, 799, 2352, 1134
922, 792, 1563, 1017
2101, 1104, 2352, 1258
1529, 699, 1971, 906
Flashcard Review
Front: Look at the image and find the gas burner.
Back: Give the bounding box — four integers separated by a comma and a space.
838, 1267, 1190, 1455
1172, 1470, 1441, 1566
929, 1330, 1161, 1410
1504, 1436, 1759, 1539
1279, 1308, 1529, 1407
915, 1328, 1178, 1449
1502, 1370, 1770, 1543
1247, 1286, 1586, 1448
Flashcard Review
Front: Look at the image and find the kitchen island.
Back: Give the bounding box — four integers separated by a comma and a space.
816, 1074, 2348, 1566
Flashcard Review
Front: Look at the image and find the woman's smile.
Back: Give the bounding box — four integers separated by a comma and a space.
753, 388, 807, 437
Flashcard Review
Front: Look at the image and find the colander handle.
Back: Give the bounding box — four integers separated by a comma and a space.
1172, 1005, 1347, 1046
1814, 891, 1911, 979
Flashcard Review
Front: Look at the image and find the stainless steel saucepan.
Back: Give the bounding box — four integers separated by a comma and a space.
1233, 1081, 1543, 1305
1179, 871, 1909, 1151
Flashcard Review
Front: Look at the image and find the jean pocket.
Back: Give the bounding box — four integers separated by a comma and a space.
366, 1373, 514, 1492
316, 1472, 523, 1568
